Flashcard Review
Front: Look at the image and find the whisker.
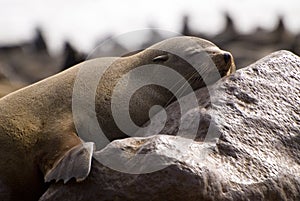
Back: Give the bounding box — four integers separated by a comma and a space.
163, 62, 212, 107
166, 70, 195, 95
164, 71, 199, 107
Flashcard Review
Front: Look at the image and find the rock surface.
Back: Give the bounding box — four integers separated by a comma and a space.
39, 50, 300, 201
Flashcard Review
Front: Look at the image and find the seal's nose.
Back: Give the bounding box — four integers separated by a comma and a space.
223, 53, 231, 64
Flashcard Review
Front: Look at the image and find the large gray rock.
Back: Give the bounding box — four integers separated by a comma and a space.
39, 50, 300, 201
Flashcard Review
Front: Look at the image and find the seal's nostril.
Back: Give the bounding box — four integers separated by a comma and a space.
223, 53, 231, 63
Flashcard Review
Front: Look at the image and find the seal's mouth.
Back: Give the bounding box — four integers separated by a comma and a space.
220, 58, 236, 77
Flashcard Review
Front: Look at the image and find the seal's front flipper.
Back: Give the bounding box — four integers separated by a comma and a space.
44, 142, 94, 183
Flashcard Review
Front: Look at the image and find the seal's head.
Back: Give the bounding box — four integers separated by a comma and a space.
93, 36, 236, 140
130, 36, 235, 90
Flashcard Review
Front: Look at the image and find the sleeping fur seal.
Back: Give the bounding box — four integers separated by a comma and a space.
0, 36, 235, 201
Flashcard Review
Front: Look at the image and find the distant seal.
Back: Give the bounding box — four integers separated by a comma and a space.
0, 36, 235, 201
0, 79, 23, 98
0, 64, 24, 98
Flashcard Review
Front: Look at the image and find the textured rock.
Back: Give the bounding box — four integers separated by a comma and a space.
39, 50, 300, 201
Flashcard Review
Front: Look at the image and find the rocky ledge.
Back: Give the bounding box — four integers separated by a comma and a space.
40, 50, 300, 201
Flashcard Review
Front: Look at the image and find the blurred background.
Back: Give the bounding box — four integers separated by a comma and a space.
0, 0, 299, 97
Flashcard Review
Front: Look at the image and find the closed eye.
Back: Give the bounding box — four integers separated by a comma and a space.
152, 54, 169, 62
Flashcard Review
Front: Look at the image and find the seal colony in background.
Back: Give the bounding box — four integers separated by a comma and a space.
0, 36, 235, 201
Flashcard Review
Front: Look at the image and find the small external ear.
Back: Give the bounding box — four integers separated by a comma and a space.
152, 54, 169, 62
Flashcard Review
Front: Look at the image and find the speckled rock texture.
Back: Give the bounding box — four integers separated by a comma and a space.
39, 50, 300, 201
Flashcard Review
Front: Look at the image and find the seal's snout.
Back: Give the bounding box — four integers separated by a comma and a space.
223, 53, 231, 64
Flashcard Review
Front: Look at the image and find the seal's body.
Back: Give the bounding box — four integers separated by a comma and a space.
0, 66, 94, 201
0, 36, 235, 201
